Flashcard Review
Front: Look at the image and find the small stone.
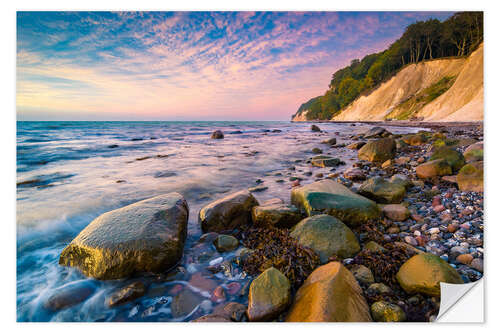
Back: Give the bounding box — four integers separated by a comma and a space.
226, 282, 241, 295
311, 125, 321, 132
213, 235, 239, 252
456, 254, 474, 265
371, 301, 406, 322
211, 130, 224, 139
367, 283, 392, 294
433, 205, 445, 213
405, 236, 418, 246
108, 281, 146, 307
470, 258, 483, 273
312, 148, 323, 154
383, 204, 410, 221
428, 227, 440, 235
211, 286, 226, 303
350, 264, 375, 284
381, 159, 392, 168
447, 224, 459, 233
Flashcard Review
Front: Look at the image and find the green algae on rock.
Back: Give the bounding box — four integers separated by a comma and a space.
358, 177, 406, 204
199, 190, 259, 233
371, 301, 406, 322
310, 155, 342, 167
291, 179, 381, 227
214, 234, 239, 252
251, 202, 303, 228
358, 138, 396, 163
416, 158, 452, 179
290, 214, 360, 263
457, 161, 483, 192
59, 193, 189, 280
396, 253, 464, 296
429, 146, 465, 172
247, 267, 291, 321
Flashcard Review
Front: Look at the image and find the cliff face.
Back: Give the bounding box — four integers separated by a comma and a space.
331, 43, 483, 122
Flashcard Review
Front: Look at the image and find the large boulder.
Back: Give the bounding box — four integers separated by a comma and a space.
252, 202, 302, 228
199, 190, 259, 233
396, 253, 464, 296
457, 161, 483, 192
358, 138, 396, 163
430, 147, 465, 172
247, 267, 291, 321
464, 142, 483, 162
363, 127, 391, 138
358, 177, 406, 204
211, 130, 224, 139
290, 215, 360, 263
59, 193, 189, 280
291, 179, 381, 227
286, 262, 372, 322
416, 159, 452, 179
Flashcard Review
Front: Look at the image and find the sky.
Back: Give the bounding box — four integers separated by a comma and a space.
16, 11, 454, 121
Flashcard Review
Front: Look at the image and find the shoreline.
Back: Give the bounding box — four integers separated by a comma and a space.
291, 120, 483, 130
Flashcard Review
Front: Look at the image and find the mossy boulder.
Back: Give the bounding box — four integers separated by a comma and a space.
286, 262, 372, 322
464, 142, 483, 162
199, 190, 259, 233
416, 159, 452, 179
59, 193, 189, 280
291, 179, 381, 227
390, 174, 413, 189
396, 253, 464, 296
358, 138, 396, 163
371, 301, 406, 322
252, 202, 303, 228
430, 147, 465, 172
457, 161, 483, 192
214, 234, 239, 252
290, 215, 360, 263
247, 267, 291, 321
311, 155, 342, 168
363, 127, 391, 138
358, 177, 406, 204
402, 133, 427, 146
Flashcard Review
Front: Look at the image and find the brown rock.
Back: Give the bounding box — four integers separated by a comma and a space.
456, 254, 474, 265
382, 204, 410, 221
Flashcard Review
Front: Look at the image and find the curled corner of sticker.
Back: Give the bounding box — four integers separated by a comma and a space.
436, 278, 484, 323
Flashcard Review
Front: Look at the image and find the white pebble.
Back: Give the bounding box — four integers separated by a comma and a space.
209, 257, 223, 266
429, 227, 440, 234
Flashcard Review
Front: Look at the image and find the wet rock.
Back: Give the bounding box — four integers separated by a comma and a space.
363, 127, 391, 138
171, 289, 203, 318
213, 235, 239, 252
382, 204, 410, 221
470, 258, 483, 273
430, 147, 465, 172
402, 133, 427, 146
358, 138, 396, 163
211, 130, 224, 139
311, 155, 342, 168
248, 185, 268, 193
396, 253, 464, 296
108, 281, 146, 307
44, 281, 95, 311
59, 193, 189, 279
395, 156, 411, 165
226, 282, 241, 295
290, 214, 360, 263
464, 142, 483, 162
371, 301, 406, 322
311, 125, 321, 132
211, 286, 226, 303
367, 283, 392, 294
390, 174, 413, 189
192, 314, 232, 322
286, 262, 372, 322
291, 179, 381, 227
456, 254, 474, 265
199, 190, 259, 233
189, 272, 217, 292
311, 147, 323, 154
358, 177, 406, 204
322, 138, 337, 146
247, 267, 291, 321
350, 264, 374, 284
381, 159, 392, 168
252, 202, 302, 228
347, 142, 366, 150
343, 168, 366, 181
416, 159, 452, 179
364, 241, 386, 253
457, 162, 483, 192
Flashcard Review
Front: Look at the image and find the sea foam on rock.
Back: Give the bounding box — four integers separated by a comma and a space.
59, 193, 189, 280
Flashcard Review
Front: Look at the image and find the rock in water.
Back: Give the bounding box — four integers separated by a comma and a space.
108, 281, 146, 307
457, 161, 483, 192
358, 177, 406, 204
44, 280, 96, 311
363, 127, 391, 138
199, 190, 259, 233
211, 130, 224, 139
396, 253, 464, 296
358, 138, 396, 163
311, 124, 321, 132
322, 138, 337, 145
59, 193, 189, 280
171, 288, 203, 318
290, 214, 360, 263
371, 301, 406, 322
213, 234, 239, 252
286, 262, 372, 322
416, 159, 452, 179
311, 155, 342, 168
291, 179, 380, 227
429, 147, 465, 172
247, 267, 291, 321
252, 202, 303, 228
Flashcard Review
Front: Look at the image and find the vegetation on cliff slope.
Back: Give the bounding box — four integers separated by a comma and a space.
297, 12, 483, 121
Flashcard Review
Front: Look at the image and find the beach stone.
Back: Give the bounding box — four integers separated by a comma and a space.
286, 262, 372, 322
396, 253, 464, 296
59, 193, 188, 279
311, 147, 323, 154
192, 314, 232, 322
211, 302, 247, 322
343, 168, 366, 181
291, 179, 380, 227
189, 272, 217, 292
367, 283, 392, 294
358, 177, 406, 204
371, 301, 406, 322
381, 159, 392, 168
322, 138, 337, 145
402, 133, 427, 146
457, 162, 483, 192
390, 174, 413, 189
430, 147, 465, 172
416, 159, 452, 179
395, 156, 411, 164
290, 214, 360, 263
211, 286, 226, 303
171, 288, 203, 318
347, 142, 366, 150
248, 185, 268, 193
199, 190, 259, 233
311, 155, 342, 168
211, 130, 224, 139
252, 202, 302, 228
464, 142, 483, 162
213, 235, 239, 252
456, 254, 474, 265
247, 267, 291, 321
350, 264, 374, 284
108, 281, 146, 307
364, 241, 386, 253
311, 125, 321, 132
358, 138, 396, 163
364, 127, 391, 138
382, 204, 410, 221
470, 258, 483, 273
44, 280, 95, 311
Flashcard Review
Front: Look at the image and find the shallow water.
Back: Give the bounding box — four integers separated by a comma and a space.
16, 121, 421, 322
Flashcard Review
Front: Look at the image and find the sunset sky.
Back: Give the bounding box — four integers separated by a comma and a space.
17, 11, 454, 121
